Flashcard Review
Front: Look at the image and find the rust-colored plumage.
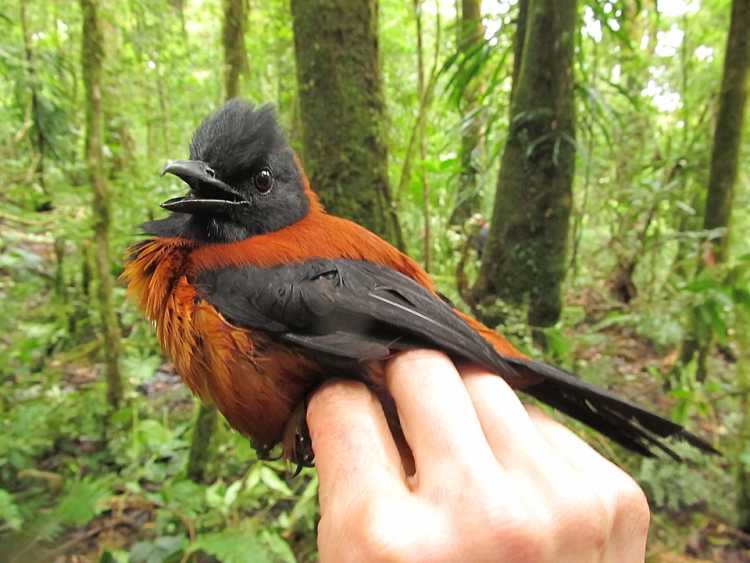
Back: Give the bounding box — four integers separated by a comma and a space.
123, 208, 525, 457
124, 100, 715, 467
124, 237, 318, 450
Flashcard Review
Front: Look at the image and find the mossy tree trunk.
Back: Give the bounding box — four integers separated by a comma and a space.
187, 0, 250, 483
471, 0, 576, 334
170, 0, 187, 39
729, 2, 750, 515
19, 2, 51, 209
222, 0, 248, 100
738, 306, 750, 532
449, 0, 484, 227
414, 0, 440, 271
80, 0, 123, 408
702, 0, 749, 264
509, 0, 528, 105
290, 0, 404, 248
187, 401, 219, 482
681, 0, 750, 376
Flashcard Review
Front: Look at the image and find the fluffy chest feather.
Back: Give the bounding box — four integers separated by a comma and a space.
122, 238, 321, 448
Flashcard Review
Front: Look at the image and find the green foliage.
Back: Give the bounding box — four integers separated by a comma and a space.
55, 478, 110, 526
0, 0, 748, 560
683, 255, 750, 345
638, 444, 735, 517
0, 488, 22, 531
187, 524, 294, 563
0, 366, 318, 560
130, 536, 187, 563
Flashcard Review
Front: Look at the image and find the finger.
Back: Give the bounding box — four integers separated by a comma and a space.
460, 364, 550, 471
526, 406, 632, 484
460, 364, 609, 554
527, 406, 622, 476
307, 379, 408, 516
385, 350, 499, 484
526, 408, 650, 562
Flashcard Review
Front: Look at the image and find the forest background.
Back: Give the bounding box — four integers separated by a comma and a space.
1, 0, 749, 561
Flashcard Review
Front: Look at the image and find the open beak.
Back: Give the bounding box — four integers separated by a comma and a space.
160, 160, 250, 214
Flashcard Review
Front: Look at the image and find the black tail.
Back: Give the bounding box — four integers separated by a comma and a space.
506, 358, 718, 459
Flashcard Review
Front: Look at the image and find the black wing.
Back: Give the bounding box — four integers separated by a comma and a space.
194, 258, 716, 458
195, 259, 514, 371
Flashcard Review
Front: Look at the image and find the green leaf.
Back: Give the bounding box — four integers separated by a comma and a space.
733, 288, 750, 309
206, 480, 227, 510
702, 301, 728, 343
244, 464, 262, 492
543, 327, 571, 363
55, 478, 110, 527
130, 536, 186, 563
259, 530, 296, 563
123, 354, 162, 383
224, 479, 243, 507
99, 549, 130, 563
162, 479, 207, 514
684, 276, 720, 293
0, 488, 22, 530
260, 466, 293, 496
189, 528, 275, 563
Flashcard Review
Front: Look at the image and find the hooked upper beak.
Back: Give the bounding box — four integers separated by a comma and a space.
160, 159, 250, 214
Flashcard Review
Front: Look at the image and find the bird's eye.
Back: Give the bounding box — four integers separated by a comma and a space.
254, 168, 274, 194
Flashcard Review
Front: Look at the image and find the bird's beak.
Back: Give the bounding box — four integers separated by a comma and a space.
160, 159, 250, 214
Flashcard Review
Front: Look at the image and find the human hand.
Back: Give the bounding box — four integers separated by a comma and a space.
307, 350, 650, 562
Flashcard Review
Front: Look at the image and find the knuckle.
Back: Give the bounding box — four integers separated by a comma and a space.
458, 363, 497, 384
525, 405, 552, 425
558, 495, 610, 552
496, 519, 550, 562
350, 499, 415, 563
463, 369, 514, 397
613, 476, 651, 534
307, 380, 368, 422
388, 349, 452, 374
479, 500, 551, 562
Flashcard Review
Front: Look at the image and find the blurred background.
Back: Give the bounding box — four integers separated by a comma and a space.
1, 0, 749, 561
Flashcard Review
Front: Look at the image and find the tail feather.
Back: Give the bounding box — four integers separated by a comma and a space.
506, 358, 718, 459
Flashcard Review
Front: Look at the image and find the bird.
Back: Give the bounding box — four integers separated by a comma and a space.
123, 99, 715, 471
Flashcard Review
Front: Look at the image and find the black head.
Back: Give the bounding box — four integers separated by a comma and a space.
156, 100, 311, 242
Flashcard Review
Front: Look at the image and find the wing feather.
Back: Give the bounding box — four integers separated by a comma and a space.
194, 258, 716, 458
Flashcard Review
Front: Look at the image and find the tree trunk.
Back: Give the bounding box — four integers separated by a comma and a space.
471, 0, 576, 333
736, 306, 750, 532
80, 0, 123, 408
291, 0, 404, 248
414, 0, 440, 272
19, 2, 51, 208
702, 0, 750, 263
415, 0, 431, 271
510, 0, 529, 106
170, 0, 188, 39
186, 0, 251, 483
449, 0, 484, 227
681, 0, 750, 376
222, 0, 248, 99
187, 402, 219, 482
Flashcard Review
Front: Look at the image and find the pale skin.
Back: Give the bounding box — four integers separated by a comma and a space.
307, 350, 650, 563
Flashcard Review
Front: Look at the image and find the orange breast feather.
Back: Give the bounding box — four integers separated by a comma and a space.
123, 215, 525, 446
123, 238, 321, 447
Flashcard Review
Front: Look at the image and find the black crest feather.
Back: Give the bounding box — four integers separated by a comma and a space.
189, 100, 287, 180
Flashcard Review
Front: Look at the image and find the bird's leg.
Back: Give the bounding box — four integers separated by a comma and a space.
282, 399, 315, 475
